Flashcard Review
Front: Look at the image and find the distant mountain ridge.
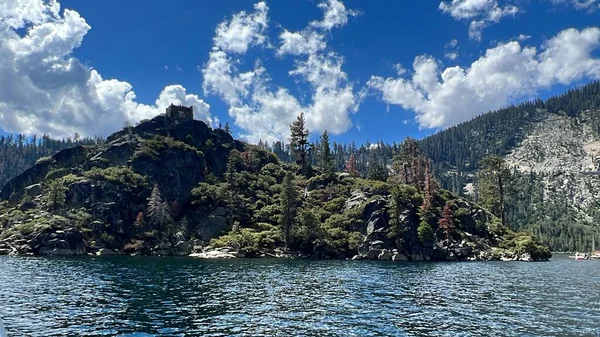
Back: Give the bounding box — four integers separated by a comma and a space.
421, 81, 600, 251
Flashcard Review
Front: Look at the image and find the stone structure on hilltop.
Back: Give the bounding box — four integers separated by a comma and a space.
166, 104, 193, 121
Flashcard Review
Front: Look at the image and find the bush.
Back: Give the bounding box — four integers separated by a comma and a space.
353, 179, 391, 195
499, 231, 552, 261
417, 220, 435, 245
210, 224, 283, 254
84, 167, 148, 191
134, 135, 200, 160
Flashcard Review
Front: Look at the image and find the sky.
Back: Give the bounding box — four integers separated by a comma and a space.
0, 0, 599, 145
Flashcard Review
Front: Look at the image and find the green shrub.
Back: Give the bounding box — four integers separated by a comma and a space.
353, 179, 391, 195
134, 135, 200, 160
61, 174, 84, 185
417, 220, 435, 245
84, 167, 148, 190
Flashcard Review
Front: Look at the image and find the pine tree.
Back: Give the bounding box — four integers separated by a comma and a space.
224, 122, 231, 134
43, 179, 67, 213
345, 153, 359, 177
479, 155, 511, 227
319, 130, 334, 176
280, 172, 298, 248
421, 159, 434, 212
147, 185, 173, 229
367, 153, 387, 181
289, 112, 310, 176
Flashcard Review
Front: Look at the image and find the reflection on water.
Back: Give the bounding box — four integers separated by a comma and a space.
0, 255, 599, 336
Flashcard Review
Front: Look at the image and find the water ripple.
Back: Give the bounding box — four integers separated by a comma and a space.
0, 255, 599, 336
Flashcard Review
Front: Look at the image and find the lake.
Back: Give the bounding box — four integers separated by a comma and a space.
0, 255, 598, 336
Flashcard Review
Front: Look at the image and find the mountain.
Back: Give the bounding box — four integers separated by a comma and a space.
420, 81, 600, 252
0, 105, 549, 261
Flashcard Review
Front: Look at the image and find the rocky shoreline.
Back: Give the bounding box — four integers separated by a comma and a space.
0, 234, 547, 262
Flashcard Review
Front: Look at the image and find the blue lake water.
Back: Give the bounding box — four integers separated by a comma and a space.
0, 254, 599, 336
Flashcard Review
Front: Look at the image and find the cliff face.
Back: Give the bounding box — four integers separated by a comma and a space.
0, 106, 550, 261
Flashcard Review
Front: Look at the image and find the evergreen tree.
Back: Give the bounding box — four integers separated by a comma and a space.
147, 185, 173, 229
289, 112, 310, 176
224, 122, 231, 134
43, 179, 67, 213
319, 130, 334, 176
421, 159, 435, 212
367, 159, 387, 182
478, 156, 511, 227
280, 172, 298, 247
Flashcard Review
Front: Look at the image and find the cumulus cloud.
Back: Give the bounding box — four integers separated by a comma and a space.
0, 0, 212, 138
214, 1, 269, 53
368, 27, 600, 129
439, 0, 520, 41
202, 0, 359, 143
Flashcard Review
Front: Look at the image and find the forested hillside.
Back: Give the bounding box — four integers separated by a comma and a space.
1, 82, 599, 252
0, 106, 549, 261
0, 134, 102, 190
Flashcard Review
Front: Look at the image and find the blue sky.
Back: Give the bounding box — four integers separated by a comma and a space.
1, 0, 599, 145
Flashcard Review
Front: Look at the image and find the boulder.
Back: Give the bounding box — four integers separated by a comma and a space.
344, 191, 367, 211
96, 248, 118, 256
189, 250, 237, 259
519, 253, 533, 262
411, 253, 424, 261
377, 249, 392, 261
197, 215, 228, 241
392, 253, 409, 261
174, 241, 192, 256
370, 240, 385, 249
32, 228, 86, 256
366, 248, 381, 260
24, 183, 42, 197
152, 241, 173, 256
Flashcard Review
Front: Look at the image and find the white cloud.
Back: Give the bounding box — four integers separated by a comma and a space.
444, 39, 459, 60
214, 1, 269, 54
517, 33, 531, 41
0, 0, 213, 138
203, 0, 359, 143
368, 27, 600, 129
551, 0, 600, 11
445, 52, 459, 60
393, 63, 407, 76
310, 0, 358, 30
277, 30, 326, 56
439, 0, 520, 41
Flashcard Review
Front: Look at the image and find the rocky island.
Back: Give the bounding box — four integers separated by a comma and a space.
0, 105, 551, 261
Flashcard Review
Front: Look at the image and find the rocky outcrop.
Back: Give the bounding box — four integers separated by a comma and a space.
1, 146, 89, 201
31, 229, 87, 256
189, 247, 240, 259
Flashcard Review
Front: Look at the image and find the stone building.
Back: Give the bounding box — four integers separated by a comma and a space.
166, 104, 194, 121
